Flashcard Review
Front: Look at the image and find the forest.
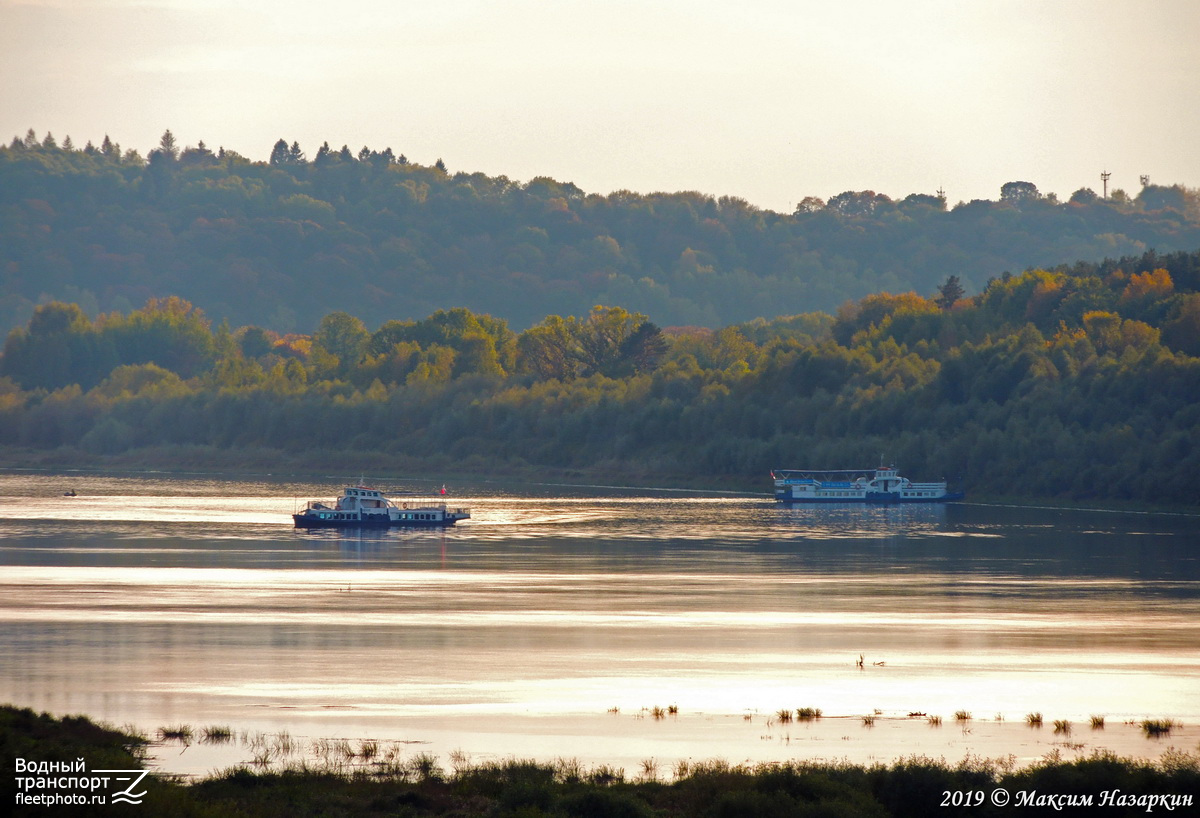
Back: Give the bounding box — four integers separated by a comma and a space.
3, 129, 1200, 337
1, 247, 1197, 507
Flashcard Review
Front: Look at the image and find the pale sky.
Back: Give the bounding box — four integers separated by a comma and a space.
2, 0, 1198, 212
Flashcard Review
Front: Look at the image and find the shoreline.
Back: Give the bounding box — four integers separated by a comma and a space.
5, 704, 1198, 817
1, 451, 1197, 515
62, 704, 1200, 781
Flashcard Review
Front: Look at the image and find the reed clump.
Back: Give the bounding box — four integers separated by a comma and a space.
157, 724, 194, 743
775, 708, 793, 723
796, 707, 822, 721
1090, 715, 1105, 729
358, 739, 378, 761
1141, 719, 1178, 737
1053, 719, 1071, 734
639, 757, 659, 782
201, 725, 234, 743
927, 715, 942, 726
1025, 712, 1043, 727
954, 711, 971, 722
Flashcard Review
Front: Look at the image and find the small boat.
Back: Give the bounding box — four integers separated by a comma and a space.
292, 484, 470, 528
772, 465, 963, 503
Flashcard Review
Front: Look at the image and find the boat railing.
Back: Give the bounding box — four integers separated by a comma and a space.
395, 500, 470, 512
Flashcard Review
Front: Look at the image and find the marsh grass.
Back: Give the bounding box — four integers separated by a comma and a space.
587, 764, 625, 785
651, 706, 666, 720
447, 748, 472, 779
1053, 719, 1072, 735
639, 757, 659, 781
122, 723, 150, 744
927, 715, 942, 726
201, 725, 234, 743
796, 707, 822, 721
358, 739, 378, 761
273, 730, 298, 757
10, 706, 1200, 818
411, 752, 443, 781
954, 710, 972, 722
1025, 712, 1043, 727
776, 708, 793, 723
551, 756, 584, 784
1090, 715, 1106, 729
157, 724, 194, 743
1142, 719, 1178, 738
862, 715, 876, 726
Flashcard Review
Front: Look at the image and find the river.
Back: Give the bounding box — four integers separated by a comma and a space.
1, 470, 1197, 776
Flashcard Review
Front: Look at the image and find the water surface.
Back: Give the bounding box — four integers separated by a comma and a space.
1, 471, 1197, 773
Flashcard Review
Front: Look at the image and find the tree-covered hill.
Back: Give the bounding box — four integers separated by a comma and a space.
2, 248, 1197, 507
3, 129, 1199, 336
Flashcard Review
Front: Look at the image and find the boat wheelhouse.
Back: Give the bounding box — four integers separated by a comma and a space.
293, 485, 470, 528
771, 466, 963, 504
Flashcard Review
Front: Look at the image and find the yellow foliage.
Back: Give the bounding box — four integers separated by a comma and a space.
1121, 268, 1173, 302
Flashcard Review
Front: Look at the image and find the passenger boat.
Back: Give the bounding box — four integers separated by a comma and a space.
771, 465, 963, 503
292, 484, 470, 528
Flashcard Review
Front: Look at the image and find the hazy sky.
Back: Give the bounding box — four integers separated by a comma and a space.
3, 0, 1197, 212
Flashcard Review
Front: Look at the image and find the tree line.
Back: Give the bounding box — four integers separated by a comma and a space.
1, 248, 1197, 506
3, 129, 1199, 339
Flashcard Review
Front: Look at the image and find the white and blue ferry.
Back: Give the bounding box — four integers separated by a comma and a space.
772, 465, 963, 503
293, 484, 470, 528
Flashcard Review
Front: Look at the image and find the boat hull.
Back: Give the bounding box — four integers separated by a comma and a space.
292, 513, 466, 528
775, 491, 964, 504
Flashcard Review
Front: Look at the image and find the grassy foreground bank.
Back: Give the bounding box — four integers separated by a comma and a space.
4, 706, 1199, 817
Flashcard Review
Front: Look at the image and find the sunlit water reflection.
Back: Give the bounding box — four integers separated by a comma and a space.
2, 471, 1198, 774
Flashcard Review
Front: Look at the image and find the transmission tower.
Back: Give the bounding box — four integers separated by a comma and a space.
1140, 175, 1150, 187
1100, 170, 1112, 199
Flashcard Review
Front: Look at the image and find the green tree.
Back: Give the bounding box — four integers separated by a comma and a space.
312, 311, 369, 371
517, 316, 578, 380
156, 129, 179, 161
269, 139, 291, 166
1000, 180, 1040, 206
936, 275, 965, 310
